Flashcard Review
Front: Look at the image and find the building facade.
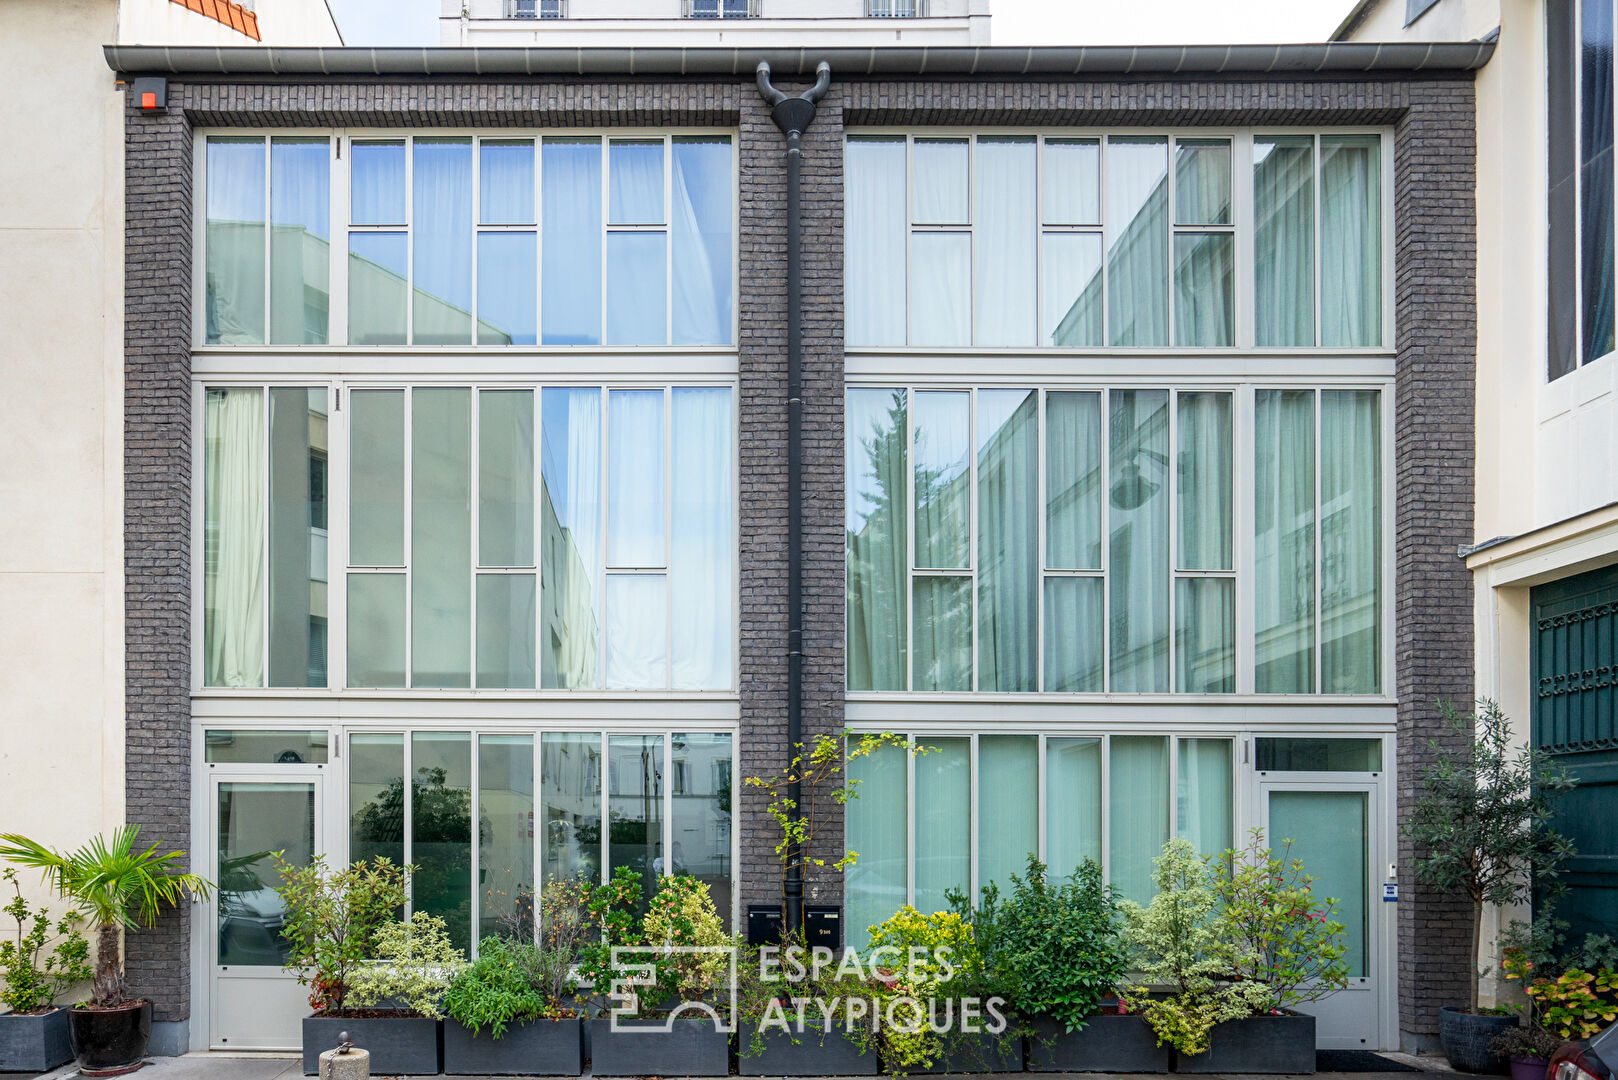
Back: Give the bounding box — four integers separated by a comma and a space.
1338, 0, 1618, 1010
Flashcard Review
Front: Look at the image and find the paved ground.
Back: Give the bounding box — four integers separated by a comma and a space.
28, 1050, 1452, 1080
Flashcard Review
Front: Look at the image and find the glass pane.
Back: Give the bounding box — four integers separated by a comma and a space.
206, 137, 265, 345
479, 734, 535, 940
1043, 576, 1103, 692
1583, 0, 1617, 363
541, 138, 603, 345
1176, 739, 1233, 856
412, 388, 473, 689
607, 389, 665, 567
1269, 790, 1368, 977
479, 390, 535, 567
606, 231, 668, 345
541, 732, 602, 887
672, 388, 733, 691
413, 139, 474, 346
1109, 390, 1171, 692
1107, 136, 1170, 347
477, 232, 537, 345
910, 232, 971, 346
1174, 139, 1231, 225
609, 140, 665, 225
670, 733, 733, 930
269, 138, 330, 345
608, 734, 663, 912
540, 387, 602, 689
1320, 135, 1382, 348
847, 388, 909, 692
347, 573, 405, 688
1109, 735, 1168, 904
1320, 390, 1382, 694
268, 387, 328, 688
672, 137, 733, 346
913, 391, 969, 569
846, 741, 907, 950
1255, 738, 1382, 772
350, 389, 405, 566
351, 140, 405, 225
913, 576, 972, 692
1173, 233, 1234, 347
1046, 391, 1102, 570
1177, 392, 1233, 571
914, 738, 969, 914
974, 136, 1038, 347
205, 730, 328, 765
1042, 138, 1100, 225
347, 232, 408, 345
1254, 136, 1315, 347
605, 574, 668, 690
1042, 232, 1104, 346
1176, 577, 1235, 693
978, 736, 1038, 898
350, 733, 405, 867
1255, 389, 1316, 693
480, 139, 535, 225
913, 138, 969, 223
846, 137, 908, 347
204, 387, 264, 687
412, 732, 473, 955
1046, 738, 1101, 875
217, 782, 314, 966
977, 389, 1038, 693
476, 574, 537, 689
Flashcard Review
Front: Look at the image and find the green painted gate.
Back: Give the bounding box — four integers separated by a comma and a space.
1532, 565, 1618, 945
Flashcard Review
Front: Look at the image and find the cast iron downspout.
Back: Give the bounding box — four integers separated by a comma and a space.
756, 59, 831, 938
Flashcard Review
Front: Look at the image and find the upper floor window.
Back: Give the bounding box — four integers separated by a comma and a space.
845, 132, 1384, 350
866, 0, 921, 15
202, 133, 735, 349
202, 383, 735, 692
682, 0, 757, 16
506, 0, 565, 15
845, 384, 1384, 695
1550, 0, 1616, 377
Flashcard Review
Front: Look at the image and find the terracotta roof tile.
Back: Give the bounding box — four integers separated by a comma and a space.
171, 0, 261, 40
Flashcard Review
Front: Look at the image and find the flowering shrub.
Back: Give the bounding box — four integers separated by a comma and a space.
1508, 952, 1618, 1041
347, 912, 468, 1019
275, 855, 412, 1013
575, 865, 643, 997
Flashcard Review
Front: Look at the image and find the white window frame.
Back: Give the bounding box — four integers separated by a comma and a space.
1568, 0, 1618, 373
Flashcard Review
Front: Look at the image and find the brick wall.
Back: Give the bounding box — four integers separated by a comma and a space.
123, 69, 1475, 1043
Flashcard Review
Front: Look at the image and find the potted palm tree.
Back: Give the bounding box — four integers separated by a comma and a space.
0, 827, 212, 1075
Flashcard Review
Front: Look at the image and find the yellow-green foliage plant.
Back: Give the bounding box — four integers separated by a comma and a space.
860, 907, 984, 1072
642, 873, 732, 1005
347, 913, 469, 1020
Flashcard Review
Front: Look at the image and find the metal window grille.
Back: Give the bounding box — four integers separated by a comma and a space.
866, 0, 921, 15
505, 0, 565, 17
682, 0, 760, 17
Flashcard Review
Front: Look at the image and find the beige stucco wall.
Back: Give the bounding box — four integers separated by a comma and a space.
0, 0, 126, 969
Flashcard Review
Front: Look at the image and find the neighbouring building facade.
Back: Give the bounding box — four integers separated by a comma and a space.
1338, 0, 1618, 1013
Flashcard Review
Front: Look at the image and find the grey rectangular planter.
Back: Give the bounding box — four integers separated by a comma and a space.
905, 1029, 1023, 1074
444, 1015, 582, 1075
1171, 1012, 1316, 1074
588, 1017, 729, 1077
0, 1007, 73, 1073
302, 1013, 441, 1076
1027, 1013, 1170, 1073
738, 1021, 877, 1076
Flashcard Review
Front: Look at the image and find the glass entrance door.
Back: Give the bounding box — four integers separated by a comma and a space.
209, 773, 323, 1050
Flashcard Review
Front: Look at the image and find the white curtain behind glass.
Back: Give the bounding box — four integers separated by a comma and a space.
204, 388, 265, 687
672, 389, 732, 690
1320, 391, 1381, 693
206, 139, 266, 345
605, 391, 666, 689
1253, 138, 1315, 347
978, 736, 1039, 898
1108, 391, 1171, 692
914, 738, 969, 913
1109, 736, 1168, 904
847, 743, 907, 949
540, 388, 602, 689
976, 390, 1038, 692
845, 138, 907, 347
846, 389, 908, 691
1106, 138, 1170, 347
412, 141, 474, 345
672, 139, 732, 346
1176, 739, 1233, 856
974, 138, 1037, 346
1320, 136, 1381, 348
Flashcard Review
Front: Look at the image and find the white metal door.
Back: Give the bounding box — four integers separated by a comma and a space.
1257, 778, 1383, 1050
208, 768, 324, 1050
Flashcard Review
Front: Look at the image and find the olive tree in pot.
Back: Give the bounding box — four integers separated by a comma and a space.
0, 827, 213, 1076
1405, 701, 1578, 1074
0, 868, 93, 1072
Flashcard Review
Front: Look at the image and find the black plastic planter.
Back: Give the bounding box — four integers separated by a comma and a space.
738, 1021, 878, 1076
1171, 1012, 1316, 1074
302, 1013, 441, 1076
68, 1000, 151, 1075
904, 1029, 1024, 1074
588, 1017, 729, 1077
1027, 1013, 1170, 1073
443, 1015, 582, 1076
0, 1007, 74, 1073
1439, 1006, 1516, 1074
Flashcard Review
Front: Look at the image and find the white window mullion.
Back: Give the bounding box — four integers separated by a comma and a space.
469, 728, 482, 953
905, 387, 917, 691
403, 387, 415, 688
1233, 131, 1256, 350
331, 135, 350, 347
1099, 387, 1112, 692
405, 136, 416, 346
906, 734, 918, 909
1234, 384, 1257, 695
469, 387, 482, 689
664, 387, 675, 690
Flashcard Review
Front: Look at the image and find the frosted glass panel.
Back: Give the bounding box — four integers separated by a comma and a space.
479, 390, 535, 568
845, 137, 908, 347
1046, 737, 1101, 876
605, 574, 667, 689
346, 573, 405, 688
607, 390, 665, 568
1109, 736, 1168, 904
476, 574, 537, 689
846, 388, 908, 692
1269, 790, 1368, 976
847, 743, 907, 949
1177, 739, 1233, 856
541, 387, 602, 690
541, 138, 603, 346
978, 736, 1038, 897
411, 389, 472, 689
915, 738, 969, 914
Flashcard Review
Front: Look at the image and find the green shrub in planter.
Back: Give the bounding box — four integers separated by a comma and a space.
346, 912, 468, 1018
1, 868, 92, 1015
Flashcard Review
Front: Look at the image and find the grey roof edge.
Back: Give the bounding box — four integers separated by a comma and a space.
103, 40, 1494, 79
